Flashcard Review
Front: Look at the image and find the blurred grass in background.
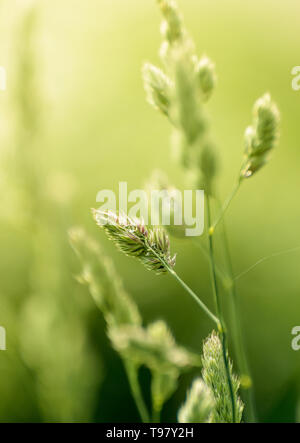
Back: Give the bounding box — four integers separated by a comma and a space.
0, 0, 299, 422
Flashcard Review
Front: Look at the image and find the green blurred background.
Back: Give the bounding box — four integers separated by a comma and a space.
0, 0, 299, 422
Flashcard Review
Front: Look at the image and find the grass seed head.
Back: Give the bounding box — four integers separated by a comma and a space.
92, 209, 176, 274
157, 0, 183, 45
142, 63, 173, 116
178, 378, 215, 423
69, 227, 141, 327
202, 331, 244, 423
241, 93, 280, 178
194, 55, 217, 102
109, 320, 200, 373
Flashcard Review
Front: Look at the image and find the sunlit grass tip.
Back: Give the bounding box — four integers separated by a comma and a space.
92, 209, 176, 274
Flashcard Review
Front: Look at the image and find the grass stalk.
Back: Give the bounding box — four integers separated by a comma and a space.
207, 195, 236, 423
211, 179, 242, 232
234, 246, 300, 282
148, 220, 237, 422
124, 361, 150, 423
192, 239, 230, 288
168, 268, 221, 328
144, 242, 221, 327
219, 216, 257, 422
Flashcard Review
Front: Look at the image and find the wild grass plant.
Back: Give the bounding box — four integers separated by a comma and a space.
2, 0, 300, 425
70, 0, 280, 423
70, 227, 201, 423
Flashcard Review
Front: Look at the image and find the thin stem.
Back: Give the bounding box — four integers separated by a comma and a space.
147, 244, 220, 327
211, 179, 242, 232
192, 238, 230, 286
234, 246, 300, 282
124, 361, 150, 423
207, 195, 236, 423
168, 268, 220, 328
219, 215, 257, 423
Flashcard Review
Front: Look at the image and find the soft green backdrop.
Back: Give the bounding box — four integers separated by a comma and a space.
0, 0, 299, 422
